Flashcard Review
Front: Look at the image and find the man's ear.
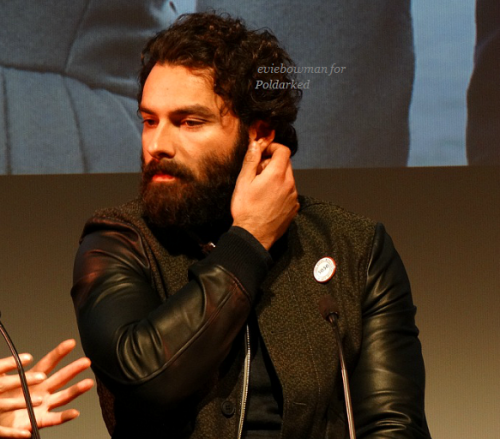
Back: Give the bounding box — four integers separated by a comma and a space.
248, 120, 275, 150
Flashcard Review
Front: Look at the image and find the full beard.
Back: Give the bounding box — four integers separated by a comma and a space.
140, 127, 248, 229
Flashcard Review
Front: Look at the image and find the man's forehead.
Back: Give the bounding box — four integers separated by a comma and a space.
145, 63, 214, 94
142, 63, 234, 119
143, 64, 215, 104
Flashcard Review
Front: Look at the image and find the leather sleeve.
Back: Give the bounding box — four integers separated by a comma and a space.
71, 221, 267, 412
350, 224, 431, 438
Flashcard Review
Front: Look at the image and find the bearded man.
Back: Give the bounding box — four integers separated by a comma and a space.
71, 12, 431, 439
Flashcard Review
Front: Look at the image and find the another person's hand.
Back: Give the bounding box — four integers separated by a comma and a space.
232, 140, 299, 250
0, 339, 94, 438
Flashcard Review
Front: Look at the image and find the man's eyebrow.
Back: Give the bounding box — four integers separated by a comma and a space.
171, 105, 218, 119
138, 104, 217, 119
138, 105, 155, 115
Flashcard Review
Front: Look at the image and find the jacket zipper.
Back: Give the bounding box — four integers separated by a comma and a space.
237, 324, 251, 439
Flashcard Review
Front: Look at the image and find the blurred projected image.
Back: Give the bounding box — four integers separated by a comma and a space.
0, 0, 497, 174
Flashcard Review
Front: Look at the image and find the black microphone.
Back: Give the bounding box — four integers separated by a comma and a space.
319, 296, 356, 439
0, 311, 41, 439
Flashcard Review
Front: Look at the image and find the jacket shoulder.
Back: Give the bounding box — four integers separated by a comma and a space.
78, 199, 149, 246
297, 195, 377, 240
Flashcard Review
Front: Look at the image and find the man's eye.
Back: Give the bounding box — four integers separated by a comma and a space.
183, 119, 204, 127
142, 118, 157, 127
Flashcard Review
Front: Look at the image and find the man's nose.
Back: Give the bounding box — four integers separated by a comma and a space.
147, 123, 176, 159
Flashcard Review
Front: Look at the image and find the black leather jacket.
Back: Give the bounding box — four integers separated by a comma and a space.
71, 197, 431, 438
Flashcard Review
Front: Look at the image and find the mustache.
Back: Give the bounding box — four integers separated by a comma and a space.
142, 159, 196, 183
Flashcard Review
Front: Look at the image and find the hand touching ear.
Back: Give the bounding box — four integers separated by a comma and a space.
232, 140, 299, 250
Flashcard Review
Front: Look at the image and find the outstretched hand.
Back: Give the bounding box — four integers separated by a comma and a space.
232, 140, 299, 250
0, 339, 94, 438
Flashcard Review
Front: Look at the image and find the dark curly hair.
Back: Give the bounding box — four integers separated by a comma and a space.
138, 12, 302, 154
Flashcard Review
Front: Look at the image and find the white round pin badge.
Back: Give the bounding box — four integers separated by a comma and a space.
313, 257, 336, 283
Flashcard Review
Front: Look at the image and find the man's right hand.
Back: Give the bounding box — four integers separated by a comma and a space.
231, 141, 299, 250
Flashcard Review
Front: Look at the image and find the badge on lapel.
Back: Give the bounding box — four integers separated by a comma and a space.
313, 257, 336, 283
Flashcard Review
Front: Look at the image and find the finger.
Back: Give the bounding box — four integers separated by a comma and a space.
262, 141, 292, 157
284, 155, 296, 183
0, 354, 33, 375
36, 408, 81, 429
43, 357, 91, 393
260, 143, 291, 174
0, 396, 27, 411
0, 426, 32, 438
257, 157, 272, 173
0, 371, 46, 394
236, 141, 262, 182
0, 395, 43, 411
31, 339, 76, 375
279, 159, 298, 201
46, 378, 94, 409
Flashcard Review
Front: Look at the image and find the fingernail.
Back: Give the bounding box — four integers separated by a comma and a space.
34, 372, 46, 381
